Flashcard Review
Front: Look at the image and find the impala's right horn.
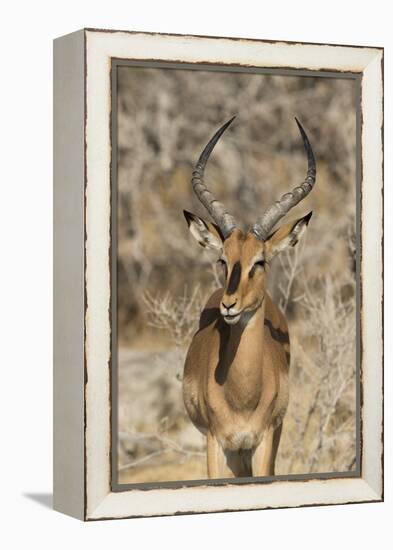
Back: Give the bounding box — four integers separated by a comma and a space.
191, 117, 237, 238
251, 118, 316, 240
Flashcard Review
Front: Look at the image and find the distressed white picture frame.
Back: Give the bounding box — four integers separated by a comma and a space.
53, 28, 383, 521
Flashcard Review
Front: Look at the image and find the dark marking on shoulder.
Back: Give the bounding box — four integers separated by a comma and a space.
214, 316, 245, 386
264, 318, 290, 345
227, 261, 241, 295
197, 307, 220, 331
215, 322, 231, 385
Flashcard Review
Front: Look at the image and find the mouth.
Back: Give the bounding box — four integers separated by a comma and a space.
223, 312, 242, 325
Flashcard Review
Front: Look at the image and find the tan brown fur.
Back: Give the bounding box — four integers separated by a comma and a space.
183, 118, 314, 478
182, 222, 311, 478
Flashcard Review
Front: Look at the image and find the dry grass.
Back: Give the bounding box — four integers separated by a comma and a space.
116, 66, 357, 483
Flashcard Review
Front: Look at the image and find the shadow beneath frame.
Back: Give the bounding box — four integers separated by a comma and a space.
23, 493, 53, 509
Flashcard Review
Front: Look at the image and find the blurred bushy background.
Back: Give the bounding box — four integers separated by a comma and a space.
116, 66, 358, 484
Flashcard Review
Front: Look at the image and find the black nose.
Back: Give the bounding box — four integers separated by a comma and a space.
222, 300, 237, 310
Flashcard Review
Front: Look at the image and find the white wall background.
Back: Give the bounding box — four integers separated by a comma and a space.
1, 1, 391, 548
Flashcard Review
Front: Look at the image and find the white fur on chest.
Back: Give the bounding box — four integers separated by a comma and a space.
218, 429, 260, 451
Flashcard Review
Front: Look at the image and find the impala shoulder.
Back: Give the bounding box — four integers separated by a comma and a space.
205, 288, 224, 309
196, 288, 223, 331
264, 293, 290, 344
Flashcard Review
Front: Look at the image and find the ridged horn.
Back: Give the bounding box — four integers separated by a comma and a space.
191, 117, 237, 238
252, 118, 316, 240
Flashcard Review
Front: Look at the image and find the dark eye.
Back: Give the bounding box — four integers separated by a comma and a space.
249, 260, 265, 278
217, 258, 228, 277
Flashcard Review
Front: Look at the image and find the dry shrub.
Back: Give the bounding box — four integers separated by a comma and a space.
116, 67, 357, 481
276, 260, 356, 473
119, 250, 356, 478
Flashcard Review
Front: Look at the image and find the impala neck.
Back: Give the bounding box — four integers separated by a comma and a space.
228, 297, 265, 340
215, 297, 266, 403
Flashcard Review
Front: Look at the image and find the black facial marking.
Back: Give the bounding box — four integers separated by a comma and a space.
227, 261, 241, 295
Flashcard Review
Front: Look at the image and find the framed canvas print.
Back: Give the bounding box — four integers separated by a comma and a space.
53, 29, 383, 520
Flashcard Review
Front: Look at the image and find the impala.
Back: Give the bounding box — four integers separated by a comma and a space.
182, 116, 316, 478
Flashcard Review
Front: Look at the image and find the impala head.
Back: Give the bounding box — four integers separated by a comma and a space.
184, 117, 316, 325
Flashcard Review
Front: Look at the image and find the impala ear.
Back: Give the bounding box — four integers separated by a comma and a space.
183, 210, 224, 251
265, 211, 312, 260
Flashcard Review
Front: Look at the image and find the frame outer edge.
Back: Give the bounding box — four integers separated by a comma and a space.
82, 30, 384, 520
360, 49, 384, 499
53, 29, 86, 521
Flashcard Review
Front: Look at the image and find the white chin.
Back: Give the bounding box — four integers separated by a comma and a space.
223, 314, 241, 325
